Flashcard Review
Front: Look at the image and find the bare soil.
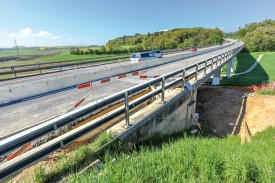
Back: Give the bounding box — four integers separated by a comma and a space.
197, 86, 275, 137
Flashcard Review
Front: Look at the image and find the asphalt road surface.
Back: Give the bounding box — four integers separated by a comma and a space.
0, 42, 241, 138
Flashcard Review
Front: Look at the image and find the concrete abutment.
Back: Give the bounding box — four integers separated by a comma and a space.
117, 89, 198, 147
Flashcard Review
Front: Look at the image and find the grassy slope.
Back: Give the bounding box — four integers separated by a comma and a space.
221, 52, 275, 85
33, 132, 113, 183
66, 127, 275, 183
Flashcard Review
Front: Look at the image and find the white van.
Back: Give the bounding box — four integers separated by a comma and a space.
130, 52, 155, 64
150, 50, 163, 58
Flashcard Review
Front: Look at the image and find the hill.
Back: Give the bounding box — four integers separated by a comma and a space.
106, 27, 224, 52
233, 19, 275, 52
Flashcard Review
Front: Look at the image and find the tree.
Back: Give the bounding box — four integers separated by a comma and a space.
70, 47, 76, 54
88, 48, 94, 54
98, 46, 106, 54
94, 49, 100, 55
75, 48, 80, 55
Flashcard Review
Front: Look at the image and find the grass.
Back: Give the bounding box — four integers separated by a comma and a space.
221, 52, 275, 85
64, 127, 275, 183
256, 90, 275, 95
33, 132, 113, 183
0, 48, 62, 57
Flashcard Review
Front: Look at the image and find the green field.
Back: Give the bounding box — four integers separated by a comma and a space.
0, 48, 62, 57
62, 127, 275, 183
221, 52, 275, 85
0, 47, 130, 67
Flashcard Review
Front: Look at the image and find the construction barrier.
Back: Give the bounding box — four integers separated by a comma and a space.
5, 143, 31, 162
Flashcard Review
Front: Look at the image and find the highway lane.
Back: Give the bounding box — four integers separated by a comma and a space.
0, 45, 221, 88
0, 43, 239, 138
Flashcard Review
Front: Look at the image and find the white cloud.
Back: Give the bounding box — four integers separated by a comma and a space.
32, 30, 60, 40
33, 31, 52, 38
8, 28, 59, 40
159, 29, 168, 32
68, 38, 73, 41
219, 27, 225, 30
8, 28, 32, 38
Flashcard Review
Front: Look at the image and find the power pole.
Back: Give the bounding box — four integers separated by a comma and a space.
14, 39, 19, 56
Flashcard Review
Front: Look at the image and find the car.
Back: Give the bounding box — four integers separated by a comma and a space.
189, 46, 197, 52
130, 52, 155, 63
150, 50, 163, 58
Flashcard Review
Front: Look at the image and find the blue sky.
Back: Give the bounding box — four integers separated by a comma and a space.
0, 0, 274, 48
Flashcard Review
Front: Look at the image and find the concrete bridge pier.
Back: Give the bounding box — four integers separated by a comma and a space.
212, 69, 221, 85
226, 56, 236, 78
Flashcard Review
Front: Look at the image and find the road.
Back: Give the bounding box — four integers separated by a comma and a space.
0, 42, 240, 138
0, 46, 215, 88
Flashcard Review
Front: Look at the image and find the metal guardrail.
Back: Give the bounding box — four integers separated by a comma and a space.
0, 43, 221, 78
0, 43, 244, 179
0, 56, 130, 77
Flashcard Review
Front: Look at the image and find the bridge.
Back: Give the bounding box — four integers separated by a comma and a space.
0, 41, 244, 179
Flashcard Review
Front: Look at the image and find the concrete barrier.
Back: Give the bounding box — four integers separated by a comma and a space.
0, 43, 235, 104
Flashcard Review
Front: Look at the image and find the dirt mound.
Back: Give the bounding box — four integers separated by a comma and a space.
197, 86, 275, 137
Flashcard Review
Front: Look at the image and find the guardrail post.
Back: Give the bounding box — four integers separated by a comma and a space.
182, 68, 185, 90
204, 60, 207, 74
195, 64, 198, 80
211, 58, 213, 70
124, 92, 130, 127
161, 77, 165, 103
77, 60, 79, 68
39, 64, 42, 74
59, 62, 62, 71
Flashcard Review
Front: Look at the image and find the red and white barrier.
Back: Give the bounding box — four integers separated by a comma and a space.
132, 71, 139, 76
65, 83, 94, 113
118, 74, 126, 79
140, 75, 160, 79
100, 78, 111, 83
77, 82, 92, 89
5, 143, 31, 162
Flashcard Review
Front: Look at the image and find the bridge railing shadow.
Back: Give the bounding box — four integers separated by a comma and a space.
221, 52, 269, 86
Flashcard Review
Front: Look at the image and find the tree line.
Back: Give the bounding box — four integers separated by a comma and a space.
232, 19, 275, 52
70, 27, 224, 55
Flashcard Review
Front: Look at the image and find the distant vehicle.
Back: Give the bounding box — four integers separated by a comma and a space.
189, 46, 197, 52
150, 50, 163, 58
130, 52, 155, 63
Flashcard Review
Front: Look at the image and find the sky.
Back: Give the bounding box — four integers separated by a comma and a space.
0, 0, 274, 48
